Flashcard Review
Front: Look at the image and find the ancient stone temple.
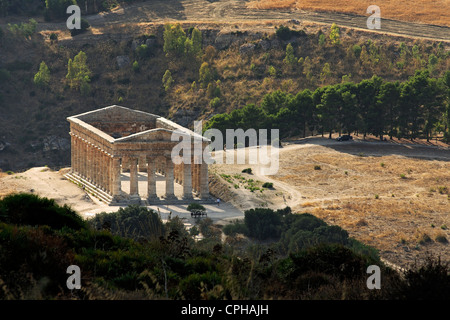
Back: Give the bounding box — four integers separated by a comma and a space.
65, 105, 211, 205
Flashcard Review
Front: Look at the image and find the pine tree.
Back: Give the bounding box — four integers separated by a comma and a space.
329, 23, 340, 46
34, 61, 50, 88
162, 70, 173, 92
66, 51, 91, 91
283, 43, 297, 67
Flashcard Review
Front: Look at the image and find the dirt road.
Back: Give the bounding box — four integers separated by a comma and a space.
83, 0, 450, 42
3, 0, 445, 42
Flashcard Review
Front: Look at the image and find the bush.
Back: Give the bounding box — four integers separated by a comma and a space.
396, 256, 450, 299
223, 220, 248, 236
0, 193, 86, 230
275, 25, 305, 40
132, 60, 139, 72
0, 222, 75, 299
314, 165, 321, 170
70, 18, 90, 36
242, 168, 252, 174
89, 205, 164, 241
187, 203, 206, 212
136, 44, 151, 59
262, 182, 273, 188
244, 208, 282, 240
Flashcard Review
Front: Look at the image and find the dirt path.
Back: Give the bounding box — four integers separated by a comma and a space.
83, 0, 450, 42
2, 0, 447, 42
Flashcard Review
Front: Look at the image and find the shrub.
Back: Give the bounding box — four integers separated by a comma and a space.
396, 255, 450, 299
187, 203, 206, 212
244, 208, 282, 240
0, 193, 86, 230
314, 165, 321, 170
89, 205, 164, 241
132, 60, 139, 72
275, 25, 305, 40
209, 97, 221, 108
352, 44, 362, 58
223, 220, 248, 236
262, 182, 273, 188
136, 44, 151, 59
49, 32, 58, 41
70, 18, 90, 37
435, 234, 448, 244
241, 168, 252, 174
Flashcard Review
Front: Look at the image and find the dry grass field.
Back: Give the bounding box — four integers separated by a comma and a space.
248, 0, 450, 27
211, 136, 450, 269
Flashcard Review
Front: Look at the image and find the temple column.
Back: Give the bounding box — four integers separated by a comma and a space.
80, 140, 86, 178
111, 157, 122, 201
182, 162, 193, 200
199, 161, 209, 199
87, 143, 93, 183
147, 156, 158, 201
164, 157, 176, 200
129, 157, 141, 203
71, 135, 76, 173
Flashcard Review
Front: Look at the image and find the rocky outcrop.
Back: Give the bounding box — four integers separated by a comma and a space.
116, 55, 130, 69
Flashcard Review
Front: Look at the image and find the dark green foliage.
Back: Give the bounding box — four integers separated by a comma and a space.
136, 44, 151, 59
223, 220, 248, 236
206, 71, 449, 142
70, 18, 90, 37
187, 203, 206, 212
88, 205, 164, 241
0, 222, 75, 299
45, 0, 76, 20
0, 193, 86, 230
262, 182, 273, 188
244, 208, 283, 240
275, 25, 306, 41
394, 256, 450, 300
241, 168, 252, 174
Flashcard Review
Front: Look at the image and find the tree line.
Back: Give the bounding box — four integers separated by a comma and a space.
204, 70, 450, 142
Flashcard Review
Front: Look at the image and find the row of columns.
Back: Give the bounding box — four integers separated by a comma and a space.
71, 134, 209, 202
125, 155, 209, 202
71, 134, 115, 195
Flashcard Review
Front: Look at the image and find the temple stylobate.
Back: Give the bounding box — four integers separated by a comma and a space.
65, 105, 211, 205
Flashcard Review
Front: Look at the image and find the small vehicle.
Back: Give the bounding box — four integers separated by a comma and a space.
336, 134, 353, 141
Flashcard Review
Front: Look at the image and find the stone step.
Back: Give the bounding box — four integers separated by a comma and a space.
64, 172, 114, 204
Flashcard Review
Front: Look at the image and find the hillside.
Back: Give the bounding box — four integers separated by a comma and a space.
0, 14, 448, 172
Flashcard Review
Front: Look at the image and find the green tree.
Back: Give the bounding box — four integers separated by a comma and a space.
66, 51, 91, 92
318, 33, 325, 46
320, 62, 331, 84
45, 0, 76, 20
199, 62, 213, 87
34, 61, 50, 88
163, 23, 187, 57
162, 69, 174, 92
329, 23, 340, 46
283, 43, 297, 67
